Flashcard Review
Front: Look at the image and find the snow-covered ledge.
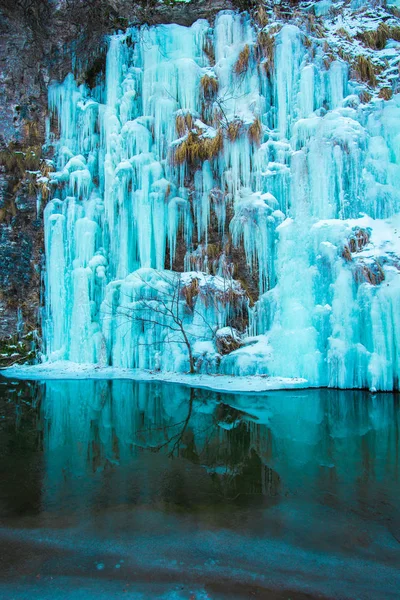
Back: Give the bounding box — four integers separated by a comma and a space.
1, 362, 309, 394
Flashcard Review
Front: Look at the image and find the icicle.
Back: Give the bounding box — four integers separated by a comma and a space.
274, 25, 304, 139
44, 201, 67, 359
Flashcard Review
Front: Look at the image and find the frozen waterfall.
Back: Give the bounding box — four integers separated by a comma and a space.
43, 11, 400, 390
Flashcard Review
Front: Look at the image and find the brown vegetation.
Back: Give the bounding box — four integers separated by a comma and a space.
336, 27, 352, 42
379, 87, 393, 100
354, 261, 385, 286
350, 228, 370, 252
226, 119, 244, 142
176, 113, 193, 137
353, 55, 378, 87
342, 227, 371, 261
0, 146, 40, 177
185, 242, 224, 275
342, 228, 385, 285
257, 31, 275, 75
337, 47, 352, 64
0, 120, 43, 178
0, 117, 52, 206
200, 74, 219, 101
1, 120, 53, 205
248, 117, 262, 145
255, 4, 268, 28
342, 245, 352, 262
305, 13, 325, 37
234, 44, 251, 76
173, 129, 223, 166
181, 277, 199, 309
357, 23, 400, 50
0, 197, 17, 224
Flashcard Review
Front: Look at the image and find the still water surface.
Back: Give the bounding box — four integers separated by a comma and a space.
0, 379, 399, 599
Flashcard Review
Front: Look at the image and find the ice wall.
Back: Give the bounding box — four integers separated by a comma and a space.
44, 11, 400, 389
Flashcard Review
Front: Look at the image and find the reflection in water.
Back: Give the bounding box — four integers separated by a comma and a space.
42, 381, 279, 513
38, 382, 400, 518
0, 379, 399, 599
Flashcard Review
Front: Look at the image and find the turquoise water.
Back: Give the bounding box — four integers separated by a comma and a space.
0, 379, 399, 598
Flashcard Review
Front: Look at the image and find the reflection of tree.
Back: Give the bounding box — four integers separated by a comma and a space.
5, 380, 400, 528
25, 380, 284, 508
150, 391, 280, 504
154, 387, 195, 457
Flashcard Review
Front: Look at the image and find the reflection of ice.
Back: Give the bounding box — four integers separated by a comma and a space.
42, 382, 399, 514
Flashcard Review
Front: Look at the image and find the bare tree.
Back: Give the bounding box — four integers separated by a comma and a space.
114, 271, 210, 374
106, 269, 245, 374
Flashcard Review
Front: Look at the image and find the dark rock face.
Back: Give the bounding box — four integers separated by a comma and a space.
0, 0, 245, 354
0, 190, 43, 335
0, 4, 49, 352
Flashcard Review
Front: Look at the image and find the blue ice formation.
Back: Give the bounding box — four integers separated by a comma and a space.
43, 11, 400, 389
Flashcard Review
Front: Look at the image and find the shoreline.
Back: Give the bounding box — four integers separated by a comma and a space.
0, 362, 310, 394
1, 363, 387, 394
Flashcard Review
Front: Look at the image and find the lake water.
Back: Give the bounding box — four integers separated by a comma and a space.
0, 378, 399, 599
